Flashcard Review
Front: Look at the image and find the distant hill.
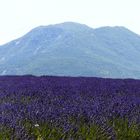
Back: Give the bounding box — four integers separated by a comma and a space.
0, 22, 140, 78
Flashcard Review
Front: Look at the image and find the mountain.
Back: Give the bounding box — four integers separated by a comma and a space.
0, 22, 140, 78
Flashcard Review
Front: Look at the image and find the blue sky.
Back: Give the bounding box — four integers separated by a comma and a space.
0, 0, 140, 45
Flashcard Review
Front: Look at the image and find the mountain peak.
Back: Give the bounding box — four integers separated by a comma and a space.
94, 25, 140, 39
95, 26, 130, 31
58, 22, 89, 27
53, 22, 93, 31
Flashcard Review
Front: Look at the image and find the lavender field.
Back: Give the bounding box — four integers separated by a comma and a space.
0, 76, 140, 139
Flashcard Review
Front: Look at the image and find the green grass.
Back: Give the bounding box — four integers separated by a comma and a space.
108, 118, 140, 140
0, 117, 140, 140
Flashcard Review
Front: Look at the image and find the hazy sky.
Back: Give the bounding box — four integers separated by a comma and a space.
0, 0, 140, 45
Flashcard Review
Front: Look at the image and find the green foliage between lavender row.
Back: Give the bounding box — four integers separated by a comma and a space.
0, 117, 140, 140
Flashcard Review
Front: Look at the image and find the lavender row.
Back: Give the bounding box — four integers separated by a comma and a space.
0, 76, 140, 136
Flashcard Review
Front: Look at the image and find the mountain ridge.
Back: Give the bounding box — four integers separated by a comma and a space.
0, 22, 140, 79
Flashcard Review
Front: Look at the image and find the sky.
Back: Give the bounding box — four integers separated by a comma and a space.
0, 0, 140, 45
